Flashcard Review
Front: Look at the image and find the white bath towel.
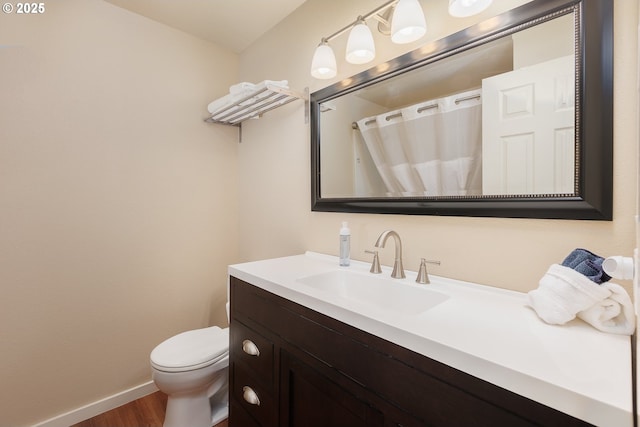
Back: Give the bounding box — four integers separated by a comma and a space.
528, 264, 611, 325
208, 80, 290, 115
229, 82, 255, 95
207, 94, 233, 114
577, 282, 635, 335
230, 80, 288, 94
261, 79, 288, 89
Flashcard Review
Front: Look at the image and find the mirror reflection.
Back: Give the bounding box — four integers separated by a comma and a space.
319, 13, 576, 199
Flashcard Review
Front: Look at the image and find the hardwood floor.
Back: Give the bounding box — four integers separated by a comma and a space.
71, 391, 229, 427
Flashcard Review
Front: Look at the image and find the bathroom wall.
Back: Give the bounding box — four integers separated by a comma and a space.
0, 1, 238, 425
1, 1, 635, 425
237, 0, 638, 294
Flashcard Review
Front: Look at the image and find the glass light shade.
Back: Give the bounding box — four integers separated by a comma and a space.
311, 43, 337, 79
346, 21, 376, 64
448, 0, 493, 17
391, 0, 427, 44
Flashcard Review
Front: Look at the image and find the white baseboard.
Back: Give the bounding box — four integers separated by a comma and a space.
32, 381, 159, 427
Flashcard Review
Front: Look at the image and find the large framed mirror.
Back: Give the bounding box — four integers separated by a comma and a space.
310, 0, 612, 220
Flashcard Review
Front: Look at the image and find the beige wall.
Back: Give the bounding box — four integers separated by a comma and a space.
238, 0, 638, 293
0, 1, 238, 425
0, 0, 636, 425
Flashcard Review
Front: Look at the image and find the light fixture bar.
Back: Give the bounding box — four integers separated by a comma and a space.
322, 0, 398, 43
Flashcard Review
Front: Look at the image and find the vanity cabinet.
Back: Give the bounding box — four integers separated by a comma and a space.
229, 276, 594, 427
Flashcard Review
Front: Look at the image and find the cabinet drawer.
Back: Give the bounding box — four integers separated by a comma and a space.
231, 362, 277, 427
230, 319, 274, 388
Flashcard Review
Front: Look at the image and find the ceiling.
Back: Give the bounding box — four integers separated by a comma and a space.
102, 0, 308, 53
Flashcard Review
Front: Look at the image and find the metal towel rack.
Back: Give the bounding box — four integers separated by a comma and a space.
204, 84, 308, 142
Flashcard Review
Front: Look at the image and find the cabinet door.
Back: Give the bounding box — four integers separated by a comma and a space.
279, 350, 384, 427
230, 397, 261, 427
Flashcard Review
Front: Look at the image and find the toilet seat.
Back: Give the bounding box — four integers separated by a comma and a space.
151, 326, 229, 372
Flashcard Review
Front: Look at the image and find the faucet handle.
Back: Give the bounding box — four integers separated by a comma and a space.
365, 250, 382, 274
416, 258, 441, 284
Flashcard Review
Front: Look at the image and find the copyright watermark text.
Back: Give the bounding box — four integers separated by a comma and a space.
3, 3, 46, 14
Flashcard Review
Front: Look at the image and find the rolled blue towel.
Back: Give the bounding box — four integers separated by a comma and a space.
561, 248, 611, 284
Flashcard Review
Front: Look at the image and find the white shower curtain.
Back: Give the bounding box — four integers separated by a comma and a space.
357, 89, 483, 197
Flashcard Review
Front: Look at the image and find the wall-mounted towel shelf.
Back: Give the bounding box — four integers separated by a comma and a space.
204, 84, 307, 126
204, 84, 308, 142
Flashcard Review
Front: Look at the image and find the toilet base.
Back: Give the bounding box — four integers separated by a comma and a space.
161, 371, 229, 427
210, 402, 229, 426
163, 391, 228, 427
164, 392, 210, 427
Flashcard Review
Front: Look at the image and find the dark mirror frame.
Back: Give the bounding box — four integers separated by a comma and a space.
310, 0, 612, 220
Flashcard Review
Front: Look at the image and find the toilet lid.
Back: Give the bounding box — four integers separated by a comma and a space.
150, 326, 229, 372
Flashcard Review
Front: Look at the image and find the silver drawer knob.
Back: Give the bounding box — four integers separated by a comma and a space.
242, 386, 261, 406
242, 339, 260, 356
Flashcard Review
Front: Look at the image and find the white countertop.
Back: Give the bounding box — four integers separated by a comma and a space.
228, 252, 633, 427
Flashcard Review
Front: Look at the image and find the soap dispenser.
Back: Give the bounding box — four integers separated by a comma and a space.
339, 221, 351, 266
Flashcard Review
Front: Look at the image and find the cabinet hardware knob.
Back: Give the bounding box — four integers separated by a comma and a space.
242, 386, 261, 406
242, 339, 260, 356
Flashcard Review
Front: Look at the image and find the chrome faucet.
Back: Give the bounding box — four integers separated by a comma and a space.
374, 230, 405, 279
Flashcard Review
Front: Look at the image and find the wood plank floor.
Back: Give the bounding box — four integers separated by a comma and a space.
71, 391, 229, 427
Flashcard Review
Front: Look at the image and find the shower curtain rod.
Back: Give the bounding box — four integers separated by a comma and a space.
350, 93, 481, 129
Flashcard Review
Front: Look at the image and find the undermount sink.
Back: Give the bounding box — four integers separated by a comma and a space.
296, 269, 449, 316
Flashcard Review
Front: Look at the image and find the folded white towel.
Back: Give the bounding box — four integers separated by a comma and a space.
208, 80, 290, 115
207, 94, 232, 114
527, 264, 611, 325
230, 80, 288, 95
229, 82, 255, 95
261, 79, 288, 89
577, 282, 635, 335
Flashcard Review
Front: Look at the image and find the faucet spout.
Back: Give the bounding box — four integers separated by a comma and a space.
374, 230, 405, 279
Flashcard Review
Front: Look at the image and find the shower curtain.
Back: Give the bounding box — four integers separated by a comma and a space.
356, 88, 482, 197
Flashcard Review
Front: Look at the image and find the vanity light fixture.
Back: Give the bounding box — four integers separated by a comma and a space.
391, 0, 427, 44
448, 0, 493, 17
310, 0, 427, 79
346, 17, 376, 64
310, 39, 337, 79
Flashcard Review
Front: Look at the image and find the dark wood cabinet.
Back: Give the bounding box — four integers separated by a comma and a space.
229, 276, 594, 427
279, 349, 384, 427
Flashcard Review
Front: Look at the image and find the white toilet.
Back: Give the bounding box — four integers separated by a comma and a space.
150, 326, 229, 427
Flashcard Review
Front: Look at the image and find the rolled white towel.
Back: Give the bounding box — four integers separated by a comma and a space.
527, 264, 611, 325
577, 282, 635, 335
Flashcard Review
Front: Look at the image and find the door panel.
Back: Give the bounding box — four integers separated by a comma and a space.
482, 55, 575, 195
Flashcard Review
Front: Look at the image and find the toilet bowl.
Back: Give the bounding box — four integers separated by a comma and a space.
151, 326, 229, 427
